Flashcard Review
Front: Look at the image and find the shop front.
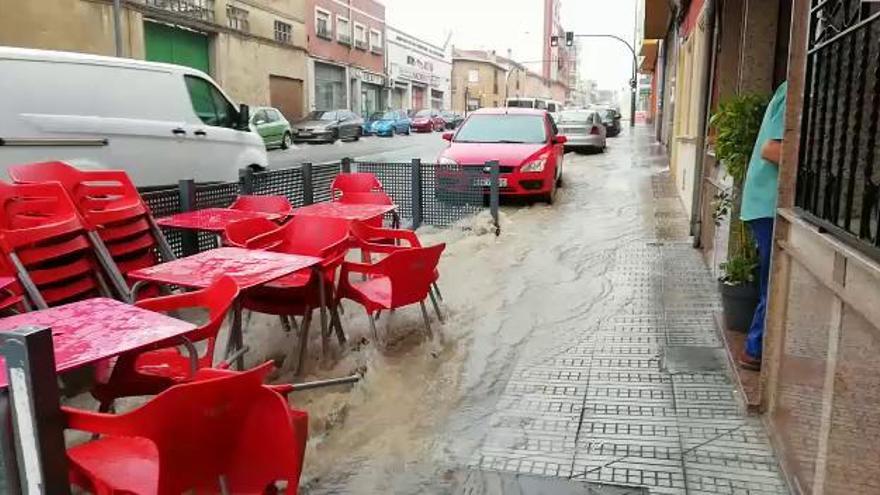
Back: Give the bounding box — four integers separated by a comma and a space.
314, 61, 346, 110
412, 84, 426, 110
359, 70, 386, 116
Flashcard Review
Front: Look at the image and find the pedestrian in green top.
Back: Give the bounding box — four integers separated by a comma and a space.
739, 81, 787, 371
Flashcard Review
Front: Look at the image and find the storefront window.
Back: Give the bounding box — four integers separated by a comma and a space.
361, 83, 380, 116
314, 62, 345, 110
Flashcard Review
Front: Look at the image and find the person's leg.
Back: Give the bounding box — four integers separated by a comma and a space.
745, 217, 774, 361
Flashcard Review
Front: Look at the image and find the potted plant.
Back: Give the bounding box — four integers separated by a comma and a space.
710, 93, 769, 331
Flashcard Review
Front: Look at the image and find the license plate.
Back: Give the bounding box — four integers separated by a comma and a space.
298, 131, 312, 137
473, 177, 508, 187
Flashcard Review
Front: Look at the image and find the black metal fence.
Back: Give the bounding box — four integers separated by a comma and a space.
796, 1, 880, 259
141, 160, 500, 258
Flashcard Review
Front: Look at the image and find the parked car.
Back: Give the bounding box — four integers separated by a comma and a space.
292, 110, 363, 143
437, 108, 567, 204
361, 111, 382, 135
594, 106, 622, 137
0, 47, 266, 188
556, 109, 606, 153
369, 110, 411, 136
250, 106, 292, 149
441, 111, 464, 129
410, 109, 446, 132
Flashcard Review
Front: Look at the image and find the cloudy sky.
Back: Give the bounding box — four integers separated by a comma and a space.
381, 0, 638, 90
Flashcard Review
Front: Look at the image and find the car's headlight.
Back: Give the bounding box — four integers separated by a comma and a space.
520, 157, 547, 172
439, 156, 458, 165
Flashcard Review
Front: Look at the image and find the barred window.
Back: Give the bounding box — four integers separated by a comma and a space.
274, 20, 292, 44
226, 5, 249, 32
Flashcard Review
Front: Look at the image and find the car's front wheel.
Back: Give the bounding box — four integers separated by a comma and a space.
280, 131, 292, 150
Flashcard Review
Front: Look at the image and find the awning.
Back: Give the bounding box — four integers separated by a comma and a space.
644, 0, 672, 39
639, 40, 659, 73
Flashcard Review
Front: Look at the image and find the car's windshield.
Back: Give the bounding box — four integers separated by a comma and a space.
369, 112, 385, 120
307, 111, 338, 121
414, 110, 432, 117
454, 115, 547, 144
604, 109, 618, 120
380, 111, 397, 120
558, 111, 594, 124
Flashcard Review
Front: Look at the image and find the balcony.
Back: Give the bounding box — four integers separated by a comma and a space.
354, 39, 368, 50
144, 0, 215, 23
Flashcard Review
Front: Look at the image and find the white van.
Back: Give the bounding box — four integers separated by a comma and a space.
0, 47, 267, 188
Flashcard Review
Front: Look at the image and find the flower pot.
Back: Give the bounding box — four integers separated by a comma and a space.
719, 281, 759, 333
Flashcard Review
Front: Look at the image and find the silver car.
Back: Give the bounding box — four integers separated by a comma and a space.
556, 109, 607, 153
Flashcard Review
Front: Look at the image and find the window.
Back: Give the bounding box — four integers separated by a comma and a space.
354, 23, 367, 49
274, 20, 292, 44
369, 29, 382, 53
406, 55, 415, 65
226, 5, 249, 32
493, 69, 499, 94
315, 8, 332, 39
336, 15, 350, 44
468, 69, 479, 83
252, 109, 267, 124
453, 115, 547, 144
185, 75, 238, 128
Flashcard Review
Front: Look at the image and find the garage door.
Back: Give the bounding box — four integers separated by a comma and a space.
269, 75, 304, 121
144, 21, 210, 74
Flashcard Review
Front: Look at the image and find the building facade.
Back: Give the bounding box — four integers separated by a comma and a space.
385, 26, 451, 112
450, 49, 507, 112
0, 0, 311, 122
305, 0, 385, 115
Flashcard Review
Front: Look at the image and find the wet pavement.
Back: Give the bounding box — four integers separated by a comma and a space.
268, 131, 448, 168
284, 126, 788, 494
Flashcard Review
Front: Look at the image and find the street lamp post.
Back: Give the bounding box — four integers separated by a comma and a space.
574, 34, 638, 127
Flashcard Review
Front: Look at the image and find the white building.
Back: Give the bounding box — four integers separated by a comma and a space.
385, 26, 452, 111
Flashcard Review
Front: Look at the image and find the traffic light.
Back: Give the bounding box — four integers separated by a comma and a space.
565, 31, 574, 47
550, 35, 559, 47
629, 78, 637, 89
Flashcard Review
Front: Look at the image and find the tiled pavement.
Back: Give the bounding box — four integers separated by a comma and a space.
469, 171, 789, 494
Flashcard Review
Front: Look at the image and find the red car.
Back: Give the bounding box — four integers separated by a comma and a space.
437, 108, 567, 203
410, 109, 446, 132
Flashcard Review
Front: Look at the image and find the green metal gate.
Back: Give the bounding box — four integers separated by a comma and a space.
144, 21, 210, 74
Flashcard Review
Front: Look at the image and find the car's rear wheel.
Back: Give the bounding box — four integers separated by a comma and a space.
280, 131, 292, 150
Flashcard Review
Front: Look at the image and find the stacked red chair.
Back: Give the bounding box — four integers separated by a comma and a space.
0, 180, 120, 309
243, 215, 351, 373
65, 362, 308, 494
9, 161, 176, 299
91, 276, 240, 412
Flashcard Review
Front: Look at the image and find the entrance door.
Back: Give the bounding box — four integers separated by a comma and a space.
269, 75, 304, 121
144, 21, 210, 74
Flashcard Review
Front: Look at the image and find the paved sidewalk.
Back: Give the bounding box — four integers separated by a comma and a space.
469, 166, 789, 493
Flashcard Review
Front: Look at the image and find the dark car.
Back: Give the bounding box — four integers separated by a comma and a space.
594, 106, 622, 137
292, 110, 363, 143
410, 109, 446, 132
441, 111, 464, 129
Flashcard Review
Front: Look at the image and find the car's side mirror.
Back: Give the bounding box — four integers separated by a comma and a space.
442, 132, 454, 142
237, 104, 250, 130
254, 119, 266, 125
554, 135, 568, 144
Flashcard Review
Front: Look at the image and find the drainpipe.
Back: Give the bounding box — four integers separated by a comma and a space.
690, 0, 718, 248
112, 0, 123, 57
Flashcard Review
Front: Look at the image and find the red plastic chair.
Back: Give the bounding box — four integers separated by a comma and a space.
223, 217, 281, 248
338, 191, 393, 205
8, 161, 176, 297
91, 277, 240, 411
330, 172, 383, 200
350, 221, 444, 312
65, 362, 308, 494
243, 215, 351, 373
338, 242, 445, 344
0, 180, 119, 308
230, 195, 293, 218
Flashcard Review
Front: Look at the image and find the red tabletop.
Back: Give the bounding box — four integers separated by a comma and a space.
127, 247, 321, 290
157, 208, 281, 232
292, 202, 396, 221
0, 277, 15, 291
0, 298, 196, 388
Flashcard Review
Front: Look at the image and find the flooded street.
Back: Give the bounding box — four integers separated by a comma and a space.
240, 126, 787, 494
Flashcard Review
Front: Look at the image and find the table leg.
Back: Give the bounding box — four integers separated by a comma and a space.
316, 267, 330, 362
224, 297, 245, 370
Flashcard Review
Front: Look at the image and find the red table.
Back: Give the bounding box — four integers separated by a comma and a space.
157, 208, 282, 233
292, 202, 396, 222
0, 298, 196, 388
127, 247, 322, 369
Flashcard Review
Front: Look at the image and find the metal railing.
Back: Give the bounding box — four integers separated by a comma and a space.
795, 0, 880, 260
143, 0, 215, 22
